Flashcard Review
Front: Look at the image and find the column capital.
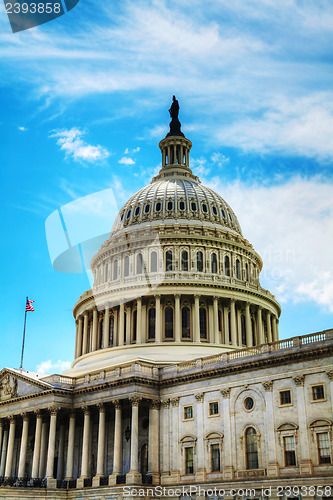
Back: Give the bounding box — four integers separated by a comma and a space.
194, 294, 200, 301
84, 311, 89, 317
161, 399, 170, 408
81, 405, 90, 415
230, 298, 235, 304
48, 406, 59, 416
69, 410, 76, 419
258, 305, 263, 311
293, 375, 305, 386
136, 297, 142, 304
129, 396, 142, 407
262, 380, 273, 392
170, 397, 180, 407
213, 296, 219, 302
22, 412, 29, 422
220, 388, 231, 398
97, 403, 106, 413
149, 399, 160, 410
75, 319, 79, 326
174, 293, 181, 300
154, 294, 161, 300
112, 399, 122, 409
34, 409, 42, 418
8, 415, 15, 424
326, 370, 333, 381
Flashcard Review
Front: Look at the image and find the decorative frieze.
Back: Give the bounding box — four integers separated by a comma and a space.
293, 375, 305, 386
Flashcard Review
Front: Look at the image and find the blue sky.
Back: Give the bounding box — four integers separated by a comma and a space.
1, 0, 333, 374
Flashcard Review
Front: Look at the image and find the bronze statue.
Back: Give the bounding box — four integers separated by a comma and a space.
169, 95, 179, 119
166, 95, 184, 137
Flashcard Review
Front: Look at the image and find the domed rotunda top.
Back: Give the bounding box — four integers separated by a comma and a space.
68, 97, 280, 376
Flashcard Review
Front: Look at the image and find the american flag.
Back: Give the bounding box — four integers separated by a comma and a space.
25, 298, 35, 312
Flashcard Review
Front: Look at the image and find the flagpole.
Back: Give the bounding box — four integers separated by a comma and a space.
20, 296, 28, 371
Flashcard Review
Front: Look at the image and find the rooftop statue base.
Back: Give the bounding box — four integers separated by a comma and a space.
166, 117, 184, 137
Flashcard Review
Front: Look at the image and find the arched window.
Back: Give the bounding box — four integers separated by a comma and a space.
228, 311, 232, 343
218, 309, 222, 333
251, 318, 256, 345
99, 321, 104, 349
181, 251, 188, 271
137, 253, 143, 274
113, 259, 118, 280
148, 308, 156, 339
182, 307, 191, 338
246, 427, 259, 469
165, 307, 174, 339
124, 256, 130, 277
197, 251, 203, 272
236, 259, 241, 279
104, 263, 108, 282
224, 255, 230, 277
241, 315, 246, 345
109, 316, 114, 346
211, 253, 217, 274
245, 263, 249, 281
199, 308, 207, 339
135, 206, 140, 216
133, 310, 137, 342
150, 251, 157, 272
166, 251, 173, 271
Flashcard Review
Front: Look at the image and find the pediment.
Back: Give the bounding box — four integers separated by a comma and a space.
0, 369, 53, 403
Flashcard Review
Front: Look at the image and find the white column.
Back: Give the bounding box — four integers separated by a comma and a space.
31, 412, 43, 479
326, 371, 333, 414
80, 407, 91, 479
148, 400, 160, 484
5, 417, 16, 478
230, 299, 237, 345
118, 302, 125, 346
221, 388, 234, 479
136, 298, 142, 344
262, 381, 279, 477
293, 376, 313, 474
92, 308, 98, 351
0, 421, 3, 464
38, 421, 48, 479
170, 397, 180, 480
127, 397, 142, 484
57, 423, 65, 480
113, 308, 118, 346
45, 408, 58, 483
96, 404, 106, 477
257, 306, 264, 344
65, 412, 75, 481
213, 297, 219, 344
266, 312, 272, 343
82, 312, 89, 355
245, 302, 252, 347
112, 401, 122, 476
141, 304, 147, 342
194, 295, 200, 342
125, 307, 131, 344
155, 295, 162, 342
0, 426, 8, 477
223, 306, 229, 344
175, 294, 181, 342
237, 307, 242, 346
160, 400, 170, 477
103, 307, 110, 348
208, 302, 214, 343
18, 414, 29, 479
76, 316, 83, 357
195, 393, 206, 481
272, 315, 277, 341
74, 320, 79, 359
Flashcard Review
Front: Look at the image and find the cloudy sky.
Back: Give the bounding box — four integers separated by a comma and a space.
1, 0, 333, 374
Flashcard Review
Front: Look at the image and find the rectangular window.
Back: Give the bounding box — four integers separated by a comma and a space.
185, 447, 194, 474
317, 432, 331, 464
184, 406, 193, 420
312, 385, 325, 401
280, 390, 291, 405
284, 436, 296, 466
211, 444, 220, 471
209, 402, 219, 415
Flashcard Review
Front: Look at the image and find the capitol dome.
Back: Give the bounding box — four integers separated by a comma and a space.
67, 100, 281, 376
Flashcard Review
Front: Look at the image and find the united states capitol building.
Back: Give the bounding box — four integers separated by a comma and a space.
0, 99, 332, 499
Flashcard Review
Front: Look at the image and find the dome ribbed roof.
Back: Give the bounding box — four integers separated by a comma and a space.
111, 177, 242, 236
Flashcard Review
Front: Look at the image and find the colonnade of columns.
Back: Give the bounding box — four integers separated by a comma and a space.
0, 399, 160, 488
75, 295, 279, 358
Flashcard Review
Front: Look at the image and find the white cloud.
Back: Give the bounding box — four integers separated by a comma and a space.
206, 176, 333, 312
18, 126, 27, 131
119, 156, 135, 165
211, 152, 230, 168
36, 359, 71, 375
50, 128, 109, 163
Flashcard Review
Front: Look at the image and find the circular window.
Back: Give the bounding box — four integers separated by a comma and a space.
202, 203, 208, 213
142, 417, 149, 429
135, 206, 140, 216
244, 397, 254, 411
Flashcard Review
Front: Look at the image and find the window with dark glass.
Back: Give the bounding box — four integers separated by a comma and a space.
137, 253, 143, 274
148, 308, 156, 339
167, 201, 173, 210
135, 206, 140, 216
124, 312, 127, 344
236, 259, 241, 279
241, 315, 246, 345
202, 203, 208, 213
179, 201, 185, 210
124, 256, 129, 277
245, 263, 249, 281
104, 263, 108, 282
109, 316, 114, 346
246, 427, 259, 469
181, 250, 188, 271
199, 308, 207, 339
121, 212, 125, 221
185, 447, 194, 474
228, 212, 233, 221
155, 202, 161, 212
317, 432, 331, 464
145, 204, 150, 213
150, 251, 157, 272
211, 444, 220, 471
221, 208, 226, 218
126, 209, 131, 219
184, 406, 193, 419
312, 385, 325, 400
280, 390, 291, 405
165, 307, 174, 339
99, 321, 103, 349
166, 251, 173, 271
224, 255, 230, 276
244, 397, 254, 410
182, 307, 191, 338
283, 436, 296, 466
218, 309, 222, 333
191, 202, 197, 211
113, 259, 118, 280
197, 251, 203, 272
133, 310, 137, 342
211, 253, 217, 273
212, 206, 217, 215
209, 402, 219, 415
